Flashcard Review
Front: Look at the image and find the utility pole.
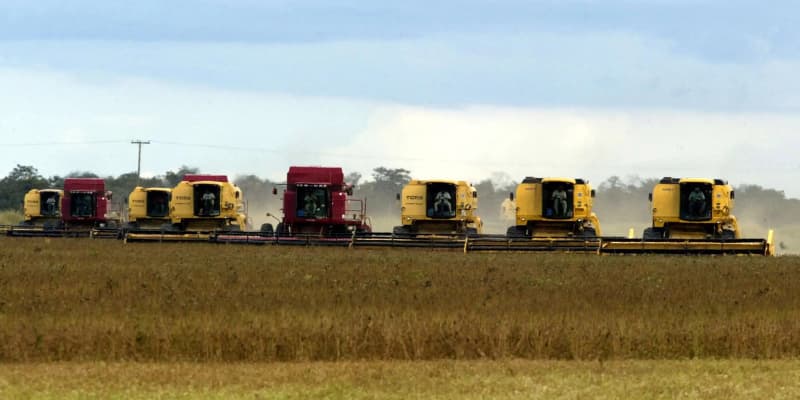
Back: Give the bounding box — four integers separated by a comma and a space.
131, 140, 150, 185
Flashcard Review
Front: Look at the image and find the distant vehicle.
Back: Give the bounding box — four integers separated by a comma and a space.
125, 187, 172, 230
506, 177, 601, 238
61, 178, 117, 231
168, 174, 247, 232
21, 188, 64, 230
643, 177, 739, 239
9, 178, 116, 237
266, 166, 371, 236
393, 179, 482, 236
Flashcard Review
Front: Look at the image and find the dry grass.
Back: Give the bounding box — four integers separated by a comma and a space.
2, 360, 800, 399
0, 209, 22, 226
0, 237, 799, 361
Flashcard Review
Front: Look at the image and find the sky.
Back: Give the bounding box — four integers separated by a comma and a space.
1, 1, 799, 197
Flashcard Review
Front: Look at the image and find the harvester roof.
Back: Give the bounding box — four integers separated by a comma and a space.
660, 177, 726, 185
678, 177, 726, 185
408, 179, 470, 186
542, 177, 584, 184
133, 186, 172, 193
287, 166, 344, 185
64, 178, 105, 192
183, 174, 228, 183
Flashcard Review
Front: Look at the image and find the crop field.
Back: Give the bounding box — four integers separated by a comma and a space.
2, 360, 800, 399
1, 236, 799, 398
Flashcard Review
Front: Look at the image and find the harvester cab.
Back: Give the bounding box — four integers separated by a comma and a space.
268, 166, 371, 237
644, 177, 739, 240
393, 179, 482, 236
125, 187, 172, 230
62, 178, 112, 229
22, 188, 64, 229
168, 175, 247, 232
506, 177, 601, 238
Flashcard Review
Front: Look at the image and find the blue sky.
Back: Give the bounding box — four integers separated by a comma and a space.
1, 1, 799, 196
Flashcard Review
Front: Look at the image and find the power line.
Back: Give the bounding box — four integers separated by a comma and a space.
0, 140, 129, 146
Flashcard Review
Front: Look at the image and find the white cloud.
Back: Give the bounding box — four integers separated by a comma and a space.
336, 105, 800, 197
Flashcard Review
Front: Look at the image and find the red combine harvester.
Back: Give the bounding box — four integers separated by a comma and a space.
62, 178, 119, 237
264, 166, 371, 237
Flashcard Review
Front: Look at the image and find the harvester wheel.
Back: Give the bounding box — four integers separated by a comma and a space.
465, 227, 479, 237
226, 224, 241, 232
43, 221, 59, 231
355, 225, 372, 237
160, 223, 178, 232
506, 226, 527, 238
275, 223, 288, 237
260, 223, 274, 237
582, 227, 597, 238
392, 225, 412, 237
721, 230, 735, 240
643, 227, 663, 240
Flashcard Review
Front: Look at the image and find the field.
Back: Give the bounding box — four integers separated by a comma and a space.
3, 360, 800, 399
1, 236, 799, 398
0, 210, 22, 226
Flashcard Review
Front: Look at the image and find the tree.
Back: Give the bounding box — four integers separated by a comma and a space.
345, 172, 363, 187
64, 171, 100, 179
106, 172, 165, 204
165, 166, 200, 187
0, 165, 50, 210
371, 167, 411, 193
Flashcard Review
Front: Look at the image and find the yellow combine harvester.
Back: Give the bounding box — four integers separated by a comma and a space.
601, 177, 775, 255
506, 177, 601, 238
644, 177, 739, 239
125, 187, 172, 230
393, 179, 482, 236
124, 175, 247, 242
20, 188, 64, 231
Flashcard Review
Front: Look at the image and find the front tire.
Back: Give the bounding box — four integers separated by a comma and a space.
260, 223, 274, 237
393, 225, 412, 237
643, 227, 663, 240
275, 223, 288, 237
506, 226, 527, 238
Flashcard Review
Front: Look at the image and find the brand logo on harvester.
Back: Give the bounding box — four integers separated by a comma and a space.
175, 196, 191, 201
406, 195, 423, 200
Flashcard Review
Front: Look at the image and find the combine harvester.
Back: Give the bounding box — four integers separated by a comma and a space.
124, 175, 247, 242
7, 178, 119, 238
392, 179, 482, 237
6, 188, 64, 236
475, 177, 607, 252
339, 179, 486, 249
213, 166, 371, 244
600, 177, 775, 255
122, 186, 172, 231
